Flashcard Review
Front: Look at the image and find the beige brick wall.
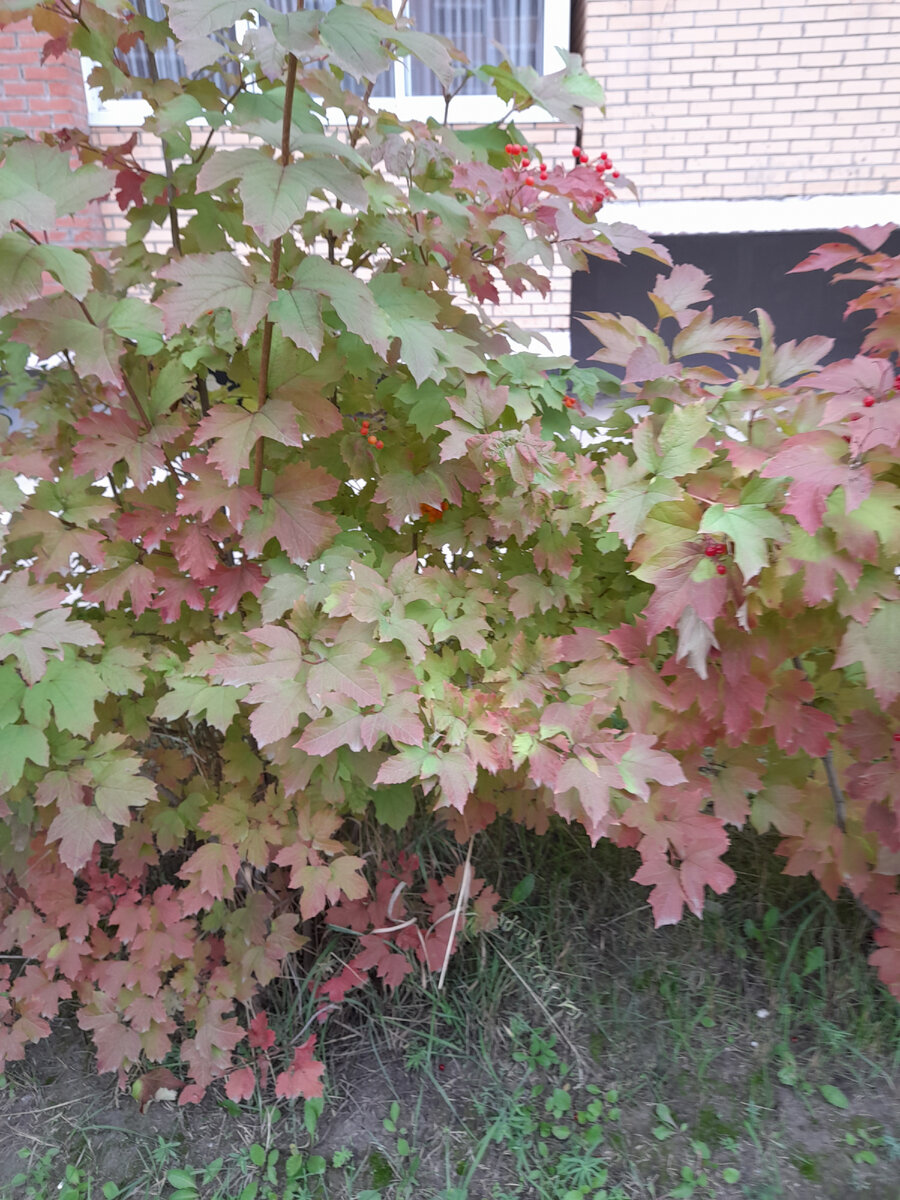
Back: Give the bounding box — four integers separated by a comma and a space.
579, 0, 900, 202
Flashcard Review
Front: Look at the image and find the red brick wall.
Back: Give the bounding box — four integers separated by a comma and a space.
0, 20, 106, 244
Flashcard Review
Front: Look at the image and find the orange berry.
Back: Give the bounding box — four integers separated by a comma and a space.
524, 176, 535, 186
368, 435, 378, 445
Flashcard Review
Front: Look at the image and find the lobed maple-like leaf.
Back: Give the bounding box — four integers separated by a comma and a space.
195, 398, 308, 486
835, 605, 900, 706
761, 432, 873, 534
158, 253, 277, 342
274, 1034, 324, 1100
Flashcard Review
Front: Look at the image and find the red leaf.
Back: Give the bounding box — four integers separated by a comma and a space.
114, 167, 146, 211
760, 431, 872, 534
247, 1011, 275, 1051
225, 1065, 257, 1102
242, 463, 340, 565
274, 1035, 325, 1100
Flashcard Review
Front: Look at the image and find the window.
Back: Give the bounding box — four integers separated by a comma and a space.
83, 0, 566, 125
407, 1, 543, 97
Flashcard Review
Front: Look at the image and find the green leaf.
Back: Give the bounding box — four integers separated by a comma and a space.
721, 1167, 740, 1184
107, 297, 165, 355
88, 753, 156, 823
318, 3, 393, 80
0, 723, 49, 789
483, 49, 605, 124
638, 404, 713, 479
155, 675, 248, 734
835, 604, 900, 706
270, 286, 325, 358
0, 665, 25, 729
819, 1084, 849, 1109
0, 236, 92, 311
288, 258, 391, 358
699, 504, 786, 581
197, 149, 312, 242
0, 141, 114, 232
372, 783, 416, 831
22, 654, 109, 737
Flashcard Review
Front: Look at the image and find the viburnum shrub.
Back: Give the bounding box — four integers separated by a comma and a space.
0, 0, 897, 1106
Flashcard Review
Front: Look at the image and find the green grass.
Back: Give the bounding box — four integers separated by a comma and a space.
1, 820, 898, 1200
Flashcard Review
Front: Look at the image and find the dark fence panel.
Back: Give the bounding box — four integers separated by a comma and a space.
571, 228, 900, 369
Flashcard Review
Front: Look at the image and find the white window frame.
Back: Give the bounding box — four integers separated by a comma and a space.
82, 1, 570, 127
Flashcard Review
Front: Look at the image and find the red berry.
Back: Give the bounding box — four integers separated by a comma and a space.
715, 543, 728, 556
563, 396, 576, 408
705, 546, 717, 557
863, 395, 875, 407
375, 439, 384, 450
367, 435, 378, 445
894, 374, 900, 388
600, 151, 609, 160
505, 144, 515, 155
894, 733, 900, 742
521, 157, 530, 167
579, 153, 589, 164
612, 171, 620, 178
524, 176, 535, 186
571, 146, 581, 157
438, 1063, 445, 1071
716, 563, 727, 575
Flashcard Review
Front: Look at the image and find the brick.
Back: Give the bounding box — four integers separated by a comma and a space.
3, 81, 48, 97
755, 85, 799, 99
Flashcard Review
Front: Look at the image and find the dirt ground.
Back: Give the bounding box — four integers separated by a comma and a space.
0, 1005, 897, 1199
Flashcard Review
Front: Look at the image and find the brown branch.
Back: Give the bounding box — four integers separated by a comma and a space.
253, 50, 299, 492
10, 220, 46, 245
791, 656, 846, 831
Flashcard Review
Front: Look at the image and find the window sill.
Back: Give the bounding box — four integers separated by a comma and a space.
85, 92, 566, 129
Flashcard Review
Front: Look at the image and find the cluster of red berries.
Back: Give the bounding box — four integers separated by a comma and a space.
505, 142, 620, 192
704, 541, 729, 574
573, 145, 620, 180
359, 418, 383, 450
506, 143, 549, 188
563, 395, 577, 409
